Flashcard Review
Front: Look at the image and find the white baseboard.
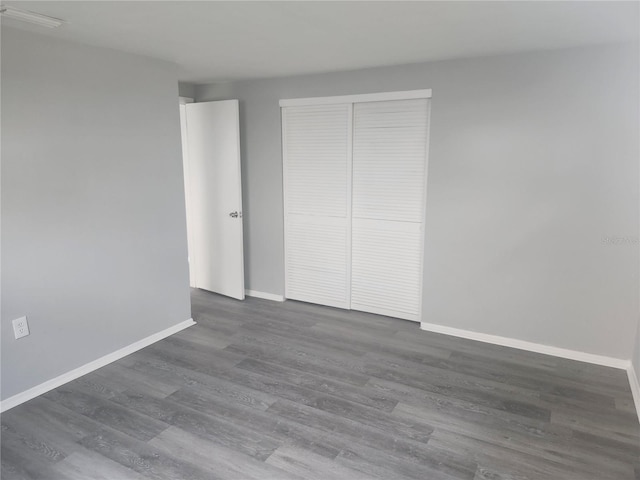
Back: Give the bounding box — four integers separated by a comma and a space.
0, 318, 196, 413
419, 321, 629, 370
627, 364, 640, 423
245, 289, 284, 302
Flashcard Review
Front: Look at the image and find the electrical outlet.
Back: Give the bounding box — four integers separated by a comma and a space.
12, 316, 30, 339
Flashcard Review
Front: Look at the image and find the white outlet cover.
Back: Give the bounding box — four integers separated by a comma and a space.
12, 316, 30, 339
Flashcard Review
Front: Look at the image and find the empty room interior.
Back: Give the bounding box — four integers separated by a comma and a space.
2, 1, 640, 479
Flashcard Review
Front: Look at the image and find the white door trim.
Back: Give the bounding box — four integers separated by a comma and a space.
281, 107, 289, 300
279, 89, 432, 107
345, 103, 353, 309
416, 99, 432, 323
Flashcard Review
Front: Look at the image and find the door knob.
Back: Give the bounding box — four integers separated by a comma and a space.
229, 211, 238, 218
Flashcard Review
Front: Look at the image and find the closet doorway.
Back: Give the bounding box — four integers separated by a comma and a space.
281, 90, 431, 321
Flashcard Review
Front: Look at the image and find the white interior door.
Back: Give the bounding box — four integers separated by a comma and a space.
185, 100, 245, 300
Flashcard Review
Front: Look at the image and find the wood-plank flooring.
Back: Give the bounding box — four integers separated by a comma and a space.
2, 288, 639, 479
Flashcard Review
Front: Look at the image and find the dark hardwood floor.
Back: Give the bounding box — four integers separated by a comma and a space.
2, 288, 639, 479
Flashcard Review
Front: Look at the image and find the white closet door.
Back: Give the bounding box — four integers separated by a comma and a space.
351, 98, 429, 321
283, 104, 351, 308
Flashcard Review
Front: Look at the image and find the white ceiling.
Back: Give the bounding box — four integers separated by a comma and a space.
3, 1, 639, 84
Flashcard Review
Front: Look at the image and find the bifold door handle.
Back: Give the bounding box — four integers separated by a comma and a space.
229, 211, 238, 218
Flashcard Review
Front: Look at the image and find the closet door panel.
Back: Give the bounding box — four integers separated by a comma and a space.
351, 99, 429, 321
285, 105, 350, 217
286, 216, 349, 308
283, 104, 351, 308
352, 99, 428, 223
351, 219, 422, 320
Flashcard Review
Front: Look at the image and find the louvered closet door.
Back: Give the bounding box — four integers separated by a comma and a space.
283, 104, 351, 308
351, 99, 429, 321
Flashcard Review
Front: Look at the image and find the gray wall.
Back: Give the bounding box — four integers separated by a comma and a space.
196, 44, 639, 360
1, 28, 192, 400
634, 317, 640, 421
179, 82, 196, 99
634, 318, 640, 376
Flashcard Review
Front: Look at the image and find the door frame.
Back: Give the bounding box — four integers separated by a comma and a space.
179, 96, 196, 287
